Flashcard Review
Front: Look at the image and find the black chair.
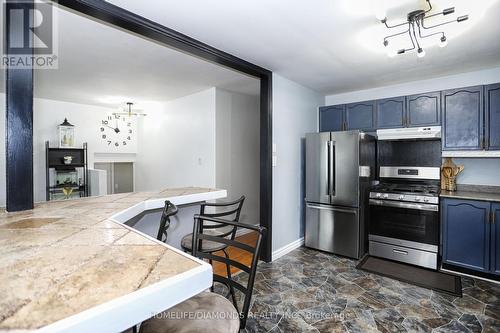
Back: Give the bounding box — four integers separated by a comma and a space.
139, 217, 266, 333
180, 196, 245, 259
156, 200, 178, 243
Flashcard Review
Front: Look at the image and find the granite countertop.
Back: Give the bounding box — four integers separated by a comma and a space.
439, 185, 500, 203
0, 187, 225, 332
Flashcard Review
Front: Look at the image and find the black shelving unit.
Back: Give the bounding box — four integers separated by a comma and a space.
45, 141, 88, 201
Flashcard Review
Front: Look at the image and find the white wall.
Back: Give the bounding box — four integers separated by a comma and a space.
272, 74, 325, 253
0, 94, 139, 205
325, 66, 500, 186
135, 88, 216, 190
33, 98, 138, 202
215, 88, 260, 225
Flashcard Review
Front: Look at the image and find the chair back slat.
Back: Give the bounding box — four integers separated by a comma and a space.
197, 251, 252, 274
197, 233, 256, 254
192, 215, 266, 329
200, 196, 245, 223
197, 196, 245, 242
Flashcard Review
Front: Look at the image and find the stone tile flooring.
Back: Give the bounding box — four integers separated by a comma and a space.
241, 247, 500, 333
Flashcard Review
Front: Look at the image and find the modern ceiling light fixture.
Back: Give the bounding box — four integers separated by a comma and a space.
112, 102, 147, 117
380, 0, 469, 58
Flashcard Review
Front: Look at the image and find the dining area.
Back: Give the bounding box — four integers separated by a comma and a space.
0, 187, 265, 333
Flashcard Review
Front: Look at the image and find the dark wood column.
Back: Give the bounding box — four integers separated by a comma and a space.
5, 1, 34, 211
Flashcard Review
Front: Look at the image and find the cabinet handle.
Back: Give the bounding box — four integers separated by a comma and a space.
492, 211, 496, 224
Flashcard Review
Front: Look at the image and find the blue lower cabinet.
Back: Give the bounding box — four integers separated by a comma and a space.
319, 105, 344, 132
346, 101, 376, 131
441, 199, 490, 272
493, 203, 500, 275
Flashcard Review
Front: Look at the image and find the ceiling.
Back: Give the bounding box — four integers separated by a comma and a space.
106, 0, 500, 95
30, 6, 259, 108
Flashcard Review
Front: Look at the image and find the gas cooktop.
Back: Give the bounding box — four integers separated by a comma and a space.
371, 183, 439, 195
369, 182, 440, 204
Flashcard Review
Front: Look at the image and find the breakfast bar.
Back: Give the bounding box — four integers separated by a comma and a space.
0, 187, 226, 333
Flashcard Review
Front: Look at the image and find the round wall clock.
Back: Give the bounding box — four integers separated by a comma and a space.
99, 114, 133, 148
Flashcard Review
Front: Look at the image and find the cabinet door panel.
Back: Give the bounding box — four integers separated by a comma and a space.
407, 92, 441, 127
485, 84, 500, 150
319, 105, 344, 132
492, 203, 500, 276
441, 199, 490, 272
346, 101, 375, 131
442, 86, 484, 151
376, 97, 405, 129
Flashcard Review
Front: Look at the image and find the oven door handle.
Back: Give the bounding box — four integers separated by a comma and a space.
369, 199, 438, 212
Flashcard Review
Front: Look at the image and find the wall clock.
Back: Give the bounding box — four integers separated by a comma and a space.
99, 114, 133, 148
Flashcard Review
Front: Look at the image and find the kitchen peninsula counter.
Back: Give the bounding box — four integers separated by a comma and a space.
0, 187, 226, 333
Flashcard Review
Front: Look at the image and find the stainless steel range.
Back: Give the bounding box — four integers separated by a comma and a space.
369, 166, 440, 270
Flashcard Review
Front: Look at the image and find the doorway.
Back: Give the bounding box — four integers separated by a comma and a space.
94, 162, 134, 194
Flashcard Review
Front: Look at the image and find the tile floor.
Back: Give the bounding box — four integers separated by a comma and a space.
241, 247, 500, 333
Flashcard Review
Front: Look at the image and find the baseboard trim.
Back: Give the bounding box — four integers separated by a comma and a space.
272, 237, 304, 261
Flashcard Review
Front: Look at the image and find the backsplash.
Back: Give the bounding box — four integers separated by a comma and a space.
451, 158, 500, 186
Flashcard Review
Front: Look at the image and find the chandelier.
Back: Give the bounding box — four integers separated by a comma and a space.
113, 102, 147, 117
379, 0, 469, 58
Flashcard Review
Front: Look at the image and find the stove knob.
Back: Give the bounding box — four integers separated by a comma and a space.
423, 197, 429, 203
383, 194, 389, 199
376, 193, 381, 198
399, 195, 405, 200
414, 197, 421, 201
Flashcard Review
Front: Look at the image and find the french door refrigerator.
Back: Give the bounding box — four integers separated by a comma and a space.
305, 130, 375, 259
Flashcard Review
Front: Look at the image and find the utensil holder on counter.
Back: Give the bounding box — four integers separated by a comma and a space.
441, 158, 464, 192
443, 175, 457, 191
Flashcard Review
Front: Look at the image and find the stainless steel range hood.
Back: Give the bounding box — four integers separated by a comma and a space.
376, 126, 441, 140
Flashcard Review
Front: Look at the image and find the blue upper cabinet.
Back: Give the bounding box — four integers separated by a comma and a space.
442, 86, 484, 151
441, 199, 491, 272
346, 101, 376, 131
319, 105, 345, 132
407, 92, 441, 127
376, 97, 405, 129
485, 83, 500, 150
492, 203, 500, 276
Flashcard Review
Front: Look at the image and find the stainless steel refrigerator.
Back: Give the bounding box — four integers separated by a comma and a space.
305, 130, 375, 259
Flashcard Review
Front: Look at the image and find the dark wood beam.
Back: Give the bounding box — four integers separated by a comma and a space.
5, 1, 34, 212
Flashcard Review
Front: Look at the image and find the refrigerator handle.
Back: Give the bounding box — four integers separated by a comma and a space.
326, 141, 330, 196
329, 141, 335, 196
